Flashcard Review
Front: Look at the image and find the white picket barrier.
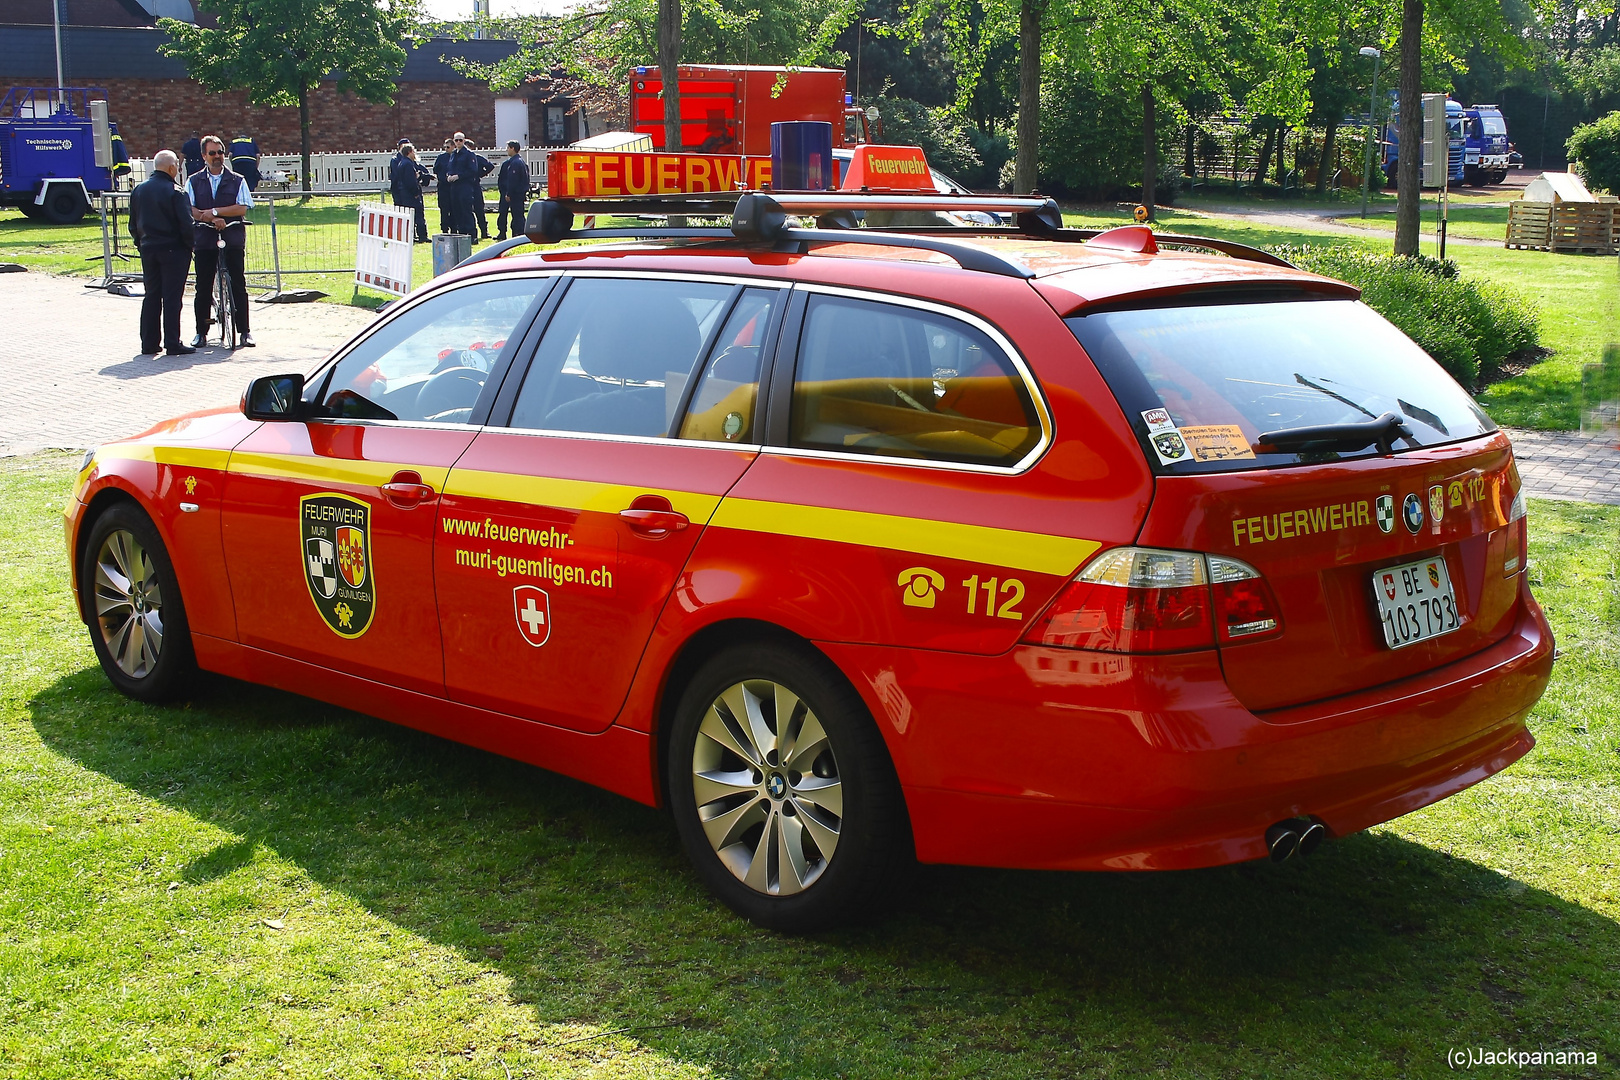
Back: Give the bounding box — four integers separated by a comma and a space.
131, 147, 564, 192
355, 201, 415, 298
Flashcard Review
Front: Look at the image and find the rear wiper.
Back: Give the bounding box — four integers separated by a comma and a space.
1257, 411, 1415, 455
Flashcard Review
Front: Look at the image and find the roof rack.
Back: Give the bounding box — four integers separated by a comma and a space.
459, 191, 1291, 275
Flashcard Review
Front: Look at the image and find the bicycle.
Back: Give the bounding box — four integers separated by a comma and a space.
199, 218, 251, 350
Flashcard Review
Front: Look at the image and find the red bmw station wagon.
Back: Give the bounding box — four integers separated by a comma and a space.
65, 179, 1554, 930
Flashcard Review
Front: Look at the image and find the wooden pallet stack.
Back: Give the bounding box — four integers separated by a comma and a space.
1503, 172, 1619, 254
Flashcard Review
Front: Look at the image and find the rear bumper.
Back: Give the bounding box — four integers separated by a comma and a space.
822, 579, 1553, 870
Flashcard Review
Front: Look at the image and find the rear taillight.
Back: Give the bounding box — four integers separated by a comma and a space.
1504, 487, 1527, 576
1209, 555, 1283, 641
1022, 548, 1283, 654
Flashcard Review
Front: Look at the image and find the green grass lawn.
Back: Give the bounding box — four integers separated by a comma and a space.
3, 453, 1617, 1078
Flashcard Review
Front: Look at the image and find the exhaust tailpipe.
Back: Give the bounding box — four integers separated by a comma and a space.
1266, 816, 1328, 862
1266, 821, 1300, 862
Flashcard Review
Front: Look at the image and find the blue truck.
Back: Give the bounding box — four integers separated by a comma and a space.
1, 87, 114, 224
1461, 105, 1510, 186
1381, 94, 1465, 188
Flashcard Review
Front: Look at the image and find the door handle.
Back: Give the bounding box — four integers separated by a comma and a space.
382, 470, 436, 509
620, 494, 688, 538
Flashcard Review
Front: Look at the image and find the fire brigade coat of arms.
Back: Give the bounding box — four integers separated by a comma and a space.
300, 492, 376, 638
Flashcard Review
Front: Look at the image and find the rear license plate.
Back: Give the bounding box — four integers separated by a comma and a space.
1373, 557, 1461, 649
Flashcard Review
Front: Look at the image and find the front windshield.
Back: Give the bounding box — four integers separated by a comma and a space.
1483, 116, 1507, 136
1067, 298, 1496, 474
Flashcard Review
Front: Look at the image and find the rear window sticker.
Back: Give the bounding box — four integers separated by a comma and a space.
1151, 430, 1189, 465
1141, 408, 1176, 433
1180, 424, 1257, 462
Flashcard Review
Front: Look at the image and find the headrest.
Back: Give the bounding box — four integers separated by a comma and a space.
577, 291, 701, 384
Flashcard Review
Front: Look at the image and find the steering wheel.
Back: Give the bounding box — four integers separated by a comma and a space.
414, 366, 485, 419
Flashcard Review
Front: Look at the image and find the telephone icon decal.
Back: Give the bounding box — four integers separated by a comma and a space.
897, 566, 945, 609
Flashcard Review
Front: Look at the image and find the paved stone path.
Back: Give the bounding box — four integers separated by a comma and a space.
2, 271, 1617, 506
0, 271, 372, 457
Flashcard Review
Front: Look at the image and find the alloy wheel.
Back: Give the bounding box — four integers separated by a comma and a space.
93, 528, 165, 679
690, 679, 843, 895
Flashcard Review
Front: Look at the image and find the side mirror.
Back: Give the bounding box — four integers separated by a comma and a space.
242, 373, 306, 421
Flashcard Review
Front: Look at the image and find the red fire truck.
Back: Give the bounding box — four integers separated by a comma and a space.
629, 65, 875, 155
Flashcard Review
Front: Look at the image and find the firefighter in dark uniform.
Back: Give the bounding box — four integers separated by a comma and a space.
433, 137, 455, 234
443, 132, 482, 239
229, 133, 262, 191
390, 139, 432, 243
108, 122, 132, 187
128, 149, 194, 356
180, 131, 204, 179
186, 135, 254, 348
495, 141, 531, 241
470, 143, 496, 240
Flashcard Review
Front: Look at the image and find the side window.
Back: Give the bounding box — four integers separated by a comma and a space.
789, 294, 1042, 466
509, 277, 735, 437
678, 288, 778, 443
314, 278, 545, 424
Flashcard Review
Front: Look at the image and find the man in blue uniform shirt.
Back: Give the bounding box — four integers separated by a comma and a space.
495, 141, 531, 241
186, 135, 255, 349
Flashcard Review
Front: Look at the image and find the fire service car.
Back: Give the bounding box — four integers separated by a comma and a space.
65, 146, 1553, 931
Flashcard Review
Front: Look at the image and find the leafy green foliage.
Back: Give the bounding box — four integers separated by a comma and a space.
1037, 65, 1182, 199
1271, 244, 1542, 387
873, 95, 1008, 187
1567, 110, 1620, 194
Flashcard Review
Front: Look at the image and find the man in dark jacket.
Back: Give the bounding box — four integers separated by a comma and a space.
128, 150, 195, 357
443, 132, 482, 239
390, 140, 431, 243
469, 143, 496, 239
180, 131, 204, 179
495, 141, 531, 241
433, 137, 455, 234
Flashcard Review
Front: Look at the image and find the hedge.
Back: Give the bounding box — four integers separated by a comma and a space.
1268, 245, 1541, 389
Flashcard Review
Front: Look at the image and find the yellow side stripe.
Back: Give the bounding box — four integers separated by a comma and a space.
95, 445, 234, 470
226, 452, 452, 490
443, 469, 723, 523
711, 498, 1101, 577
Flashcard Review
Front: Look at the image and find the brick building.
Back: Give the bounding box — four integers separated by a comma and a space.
2, 1, 600, 157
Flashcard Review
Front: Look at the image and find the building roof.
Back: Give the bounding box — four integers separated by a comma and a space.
0, 26, 520, 84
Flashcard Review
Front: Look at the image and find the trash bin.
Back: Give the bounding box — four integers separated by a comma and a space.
432, 233, 472, 277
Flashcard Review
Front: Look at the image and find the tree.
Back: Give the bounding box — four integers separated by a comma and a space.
1394, 0, 1423, 253
659, 0, 682, 150
1567, 109, 1620, 191
159, 0, 415, 193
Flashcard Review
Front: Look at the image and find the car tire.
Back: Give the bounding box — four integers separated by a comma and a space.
667, 642, 911, 932
40, 185, 88, 225
80, 502, 197, 702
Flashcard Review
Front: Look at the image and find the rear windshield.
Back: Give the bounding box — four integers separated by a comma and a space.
1066, 298, 1495, 474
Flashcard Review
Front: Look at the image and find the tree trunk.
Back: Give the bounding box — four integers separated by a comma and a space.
658, 0, 682, 152
298, 83, 312, 194
1013, 0, 1041, 193
1184, 125, 1195, 180
1275, 125, 1287, 186
1142, 84, 1156, 219
1395, 0, 1423, 255
1254, 126, 1276, 187
1315, 120, 1338, 194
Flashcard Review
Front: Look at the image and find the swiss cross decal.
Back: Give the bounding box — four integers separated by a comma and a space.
513, 585, 551, 648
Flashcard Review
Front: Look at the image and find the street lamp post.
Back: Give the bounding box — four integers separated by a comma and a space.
1360, 46, 1382, 219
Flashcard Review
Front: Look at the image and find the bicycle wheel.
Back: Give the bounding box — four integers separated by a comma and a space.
213, 261, 237, 350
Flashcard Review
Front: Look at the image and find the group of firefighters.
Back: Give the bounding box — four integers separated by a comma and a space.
388, 133, 531, 245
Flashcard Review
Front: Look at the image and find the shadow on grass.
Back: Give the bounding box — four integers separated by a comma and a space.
29, 665, 1619, 1078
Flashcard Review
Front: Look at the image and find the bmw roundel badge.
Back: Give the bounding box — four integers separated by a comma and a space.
1402, 492, 1424, 534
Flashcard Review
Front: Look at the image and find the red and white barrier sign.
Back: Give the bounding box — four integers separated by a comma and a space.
355, 202, 415, 298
